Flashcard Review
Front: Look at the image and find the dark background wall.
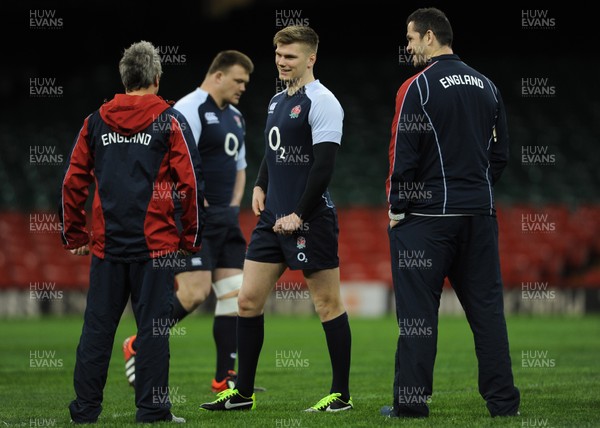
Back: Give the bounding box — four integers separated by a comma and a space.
1, 1, 598, 210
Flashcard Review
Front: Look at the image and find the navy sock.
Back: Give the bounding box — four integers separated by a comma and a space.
171, 294, 189, 324
235, 314, 264, 397
322, 312, 351, 401
213, 315, 237, 381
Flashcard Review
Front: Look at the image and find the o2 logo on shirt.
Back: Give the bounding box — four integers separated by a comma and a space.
277, 146, 286, 161
268, 126, 308, 164
224, 132, 239, 160
268, 126, 281, 151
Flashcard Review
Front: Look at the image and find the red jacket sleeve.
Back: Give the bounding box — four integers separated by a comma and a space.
168, 114, 205, 252
59, 116, 94, 249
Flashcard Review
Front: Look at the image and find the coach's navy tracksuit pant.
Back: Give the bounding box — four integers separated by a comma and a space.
69, 255, 174, 423
388, 215, 520, 417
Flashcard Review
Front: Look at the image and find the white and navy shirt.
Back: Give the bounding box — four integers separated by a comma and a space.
263, 80, 343, 219
175, 88, 247, 207
387, 54, 509, 216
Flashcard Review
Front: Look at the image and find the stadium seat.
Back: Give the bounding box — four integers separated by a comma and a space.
1, 203, 599, 292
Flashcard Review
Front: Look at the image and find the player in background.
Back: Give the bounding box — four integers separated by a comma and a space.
61, 40, 204, 423
200, 25, 353, 413
123, 50, 256, 393
382, 7, 520, 418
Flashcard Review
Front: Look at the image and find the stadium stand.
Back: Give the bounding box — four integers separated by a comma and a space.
1, 204, 598, 294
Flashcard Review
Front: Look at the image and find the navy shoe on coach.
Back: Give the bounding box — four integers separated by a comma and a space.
380, 405, 429, 418
380, 406, 397, 418
168, 413, 186, 423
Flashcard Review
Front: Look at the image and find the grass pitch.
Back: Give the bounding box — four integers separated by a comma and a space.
1, 312, 599, 427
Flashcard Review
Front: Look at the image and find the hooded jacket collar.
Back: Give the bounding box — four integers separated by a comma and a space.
99, 93, 171, 136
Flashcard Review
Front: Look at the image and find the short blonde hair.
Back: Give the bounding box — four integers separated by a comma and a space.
273, 25, 319, 53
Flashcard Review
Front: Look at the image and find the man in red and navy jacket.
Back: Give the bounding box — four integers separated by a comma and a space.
60, 41, 204, 424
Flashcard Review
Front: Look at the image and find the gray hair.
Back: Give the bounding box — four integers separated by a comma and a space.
119, 40, 162, 92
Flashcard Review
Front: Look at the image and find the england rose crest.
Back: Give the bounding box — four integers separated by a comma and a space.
296, 236, 306, 249
289, 105, 301, 119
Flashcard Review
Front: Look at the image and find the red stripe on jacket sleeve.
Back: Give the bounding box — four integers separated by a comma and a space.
144, 153, 179, 256
386, 75, 419, 205
90, 175, 105, 258
168, 115, 204, 252
60, 116, 94, 249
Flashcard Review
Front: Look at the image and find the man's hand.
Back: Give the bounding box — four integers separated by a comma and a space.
252, 186, 266, 216
178, 248, 192, 256
273, 213, 302, 235
389, 219, 399, 229
69, 244, 90, 256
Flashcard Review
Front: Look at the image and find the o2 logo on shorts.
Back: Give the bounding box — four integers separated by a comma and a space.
297, 252, 308, 263
296, 237, 308, 263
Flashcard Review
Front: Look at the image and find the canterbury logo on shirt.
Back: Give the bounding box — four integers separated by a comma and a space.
204, 112, 219, 124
